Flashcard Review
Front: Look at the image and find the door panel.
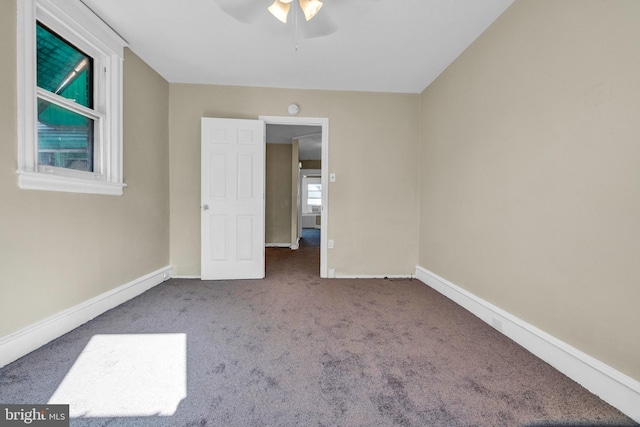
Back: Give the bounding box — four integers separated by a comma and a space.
201, 118, 265, 280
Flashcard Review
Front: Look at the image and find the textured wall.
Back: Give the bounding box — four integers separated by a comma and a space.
0, 0, 170, 336
419, 0, 640, 380
169, 84, 420, 277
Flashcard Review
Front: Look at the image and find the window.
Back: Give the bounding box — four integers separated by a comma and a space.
17, 0, 127, 195
302, 175, 322, 213
307, 183, 322, 206
37, 23, 95, 172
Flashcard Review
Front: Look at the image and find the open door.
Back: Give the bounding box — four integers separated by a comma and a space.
201, 118, 265, 280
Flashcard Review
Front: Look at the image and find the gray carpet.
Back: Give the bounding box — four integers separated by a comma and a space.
0, 234, 636, 426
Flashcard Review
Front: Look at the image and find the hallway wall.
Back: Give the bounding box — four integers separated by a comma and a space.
266, 143, 292, 245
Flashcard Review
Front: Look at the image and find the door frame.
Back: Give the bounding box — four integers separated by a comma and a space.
260, 115, 329, 278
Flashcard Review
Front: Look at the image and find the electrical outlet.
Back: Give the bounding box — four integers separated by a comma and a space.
328, 239, 334, 249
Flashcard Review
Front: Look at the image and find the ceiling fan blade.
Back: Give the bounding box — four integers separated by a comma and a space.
213, 0, 264, 24
300, 0, 379, 38
299, 12, 338, 39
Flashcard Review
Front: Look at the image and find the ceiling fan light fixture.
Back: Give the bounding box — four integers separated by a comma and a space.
299, 0, 323, 21
268, 0, 291, 23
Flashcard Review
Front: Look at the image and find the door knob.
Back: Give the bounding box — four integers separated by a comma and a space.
203, 205, 209, 210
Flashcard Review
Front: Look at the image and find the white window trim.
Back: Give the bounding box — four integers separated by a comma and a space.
17, 0, 128, 195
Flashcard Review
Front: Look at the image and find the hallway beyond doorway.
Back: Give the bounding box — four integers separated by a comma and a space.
300, 228, 320, 249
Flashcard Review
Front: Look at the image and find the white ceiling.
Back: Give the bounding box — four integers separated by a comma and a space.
266, 124, 322, 160
81, 0, 514, 94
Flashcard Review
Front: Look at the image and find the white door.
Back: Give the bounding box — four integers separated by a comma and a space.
201, 118, 265, 280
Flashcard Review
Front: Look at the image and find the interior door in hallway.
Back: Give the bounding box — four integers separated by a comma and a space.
201, 118, 265, 280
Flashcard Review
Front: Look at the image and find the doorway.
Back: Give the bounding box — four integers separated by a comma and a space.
261, 116, 329, 278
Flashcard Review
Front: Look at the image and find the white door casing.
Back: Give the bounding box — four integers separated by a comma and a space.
260, 116, 329, 278
201, 118, 265, 280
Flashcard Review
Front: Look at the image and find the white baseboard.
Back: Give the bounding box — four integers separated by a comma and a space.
334, 273, 413, 279
0, 266, 172, 369
266, 243, 291, 248
415, 265, 640, 423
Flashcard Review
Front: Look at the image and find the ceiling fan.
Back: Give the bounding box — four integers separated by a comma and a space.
213, 0, 378, 39
268, 0, 323, 23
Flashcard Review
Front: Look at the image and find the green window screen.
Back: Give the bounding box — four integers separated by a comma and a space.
37, 23, 93, 107
37, 22, 94, 172
37, 99, 94, 172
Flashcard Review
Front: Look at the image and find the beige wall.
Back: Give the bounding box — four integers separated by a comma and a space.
301, 160, 321, 170
290, 140, 300, 247
419, 0, 640, 380
265, 144, 292, 244
0, 0, 170, 336
169, 84, 420, 276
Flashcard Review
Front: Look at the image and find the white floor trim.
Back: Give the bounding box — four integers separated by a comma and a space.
266, 243, 292, 248
334, 274, 414, 279
415, 265, 640, 423
0, 266, 172, 369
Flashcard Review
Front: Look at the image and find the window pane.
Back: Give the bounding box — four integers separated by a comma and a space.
306, 182, 322, 206
38, 99, 94, 172
37, 23, 93, 108
307, 185, 321, 197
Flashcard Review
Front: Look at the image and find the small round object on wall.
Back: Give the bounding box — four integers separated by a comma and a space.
288, 104, 299, 116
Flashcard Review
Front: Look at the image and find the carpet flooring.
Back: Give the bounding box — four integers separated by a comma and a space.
0, 229, 636, 426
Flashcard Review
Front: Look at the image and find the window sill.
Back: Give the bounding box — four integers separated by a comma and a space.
18, 170, 126, 196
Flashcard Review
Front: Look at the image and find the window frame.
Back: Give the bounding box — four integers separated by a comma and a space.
17, 0, 128, 195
